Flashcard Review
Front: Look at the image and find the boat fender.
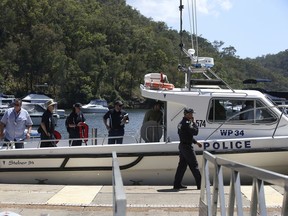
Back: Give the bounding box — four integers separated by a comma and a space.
79, 122, 89, 144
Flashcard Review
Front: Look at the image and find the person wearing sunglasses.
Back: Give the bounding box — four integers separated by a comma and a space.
0, 98, 33, 148
103, 100, 129, 144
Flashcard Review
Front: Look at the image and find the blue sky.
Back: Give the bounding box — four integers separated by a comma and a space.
126, 0, 288, 59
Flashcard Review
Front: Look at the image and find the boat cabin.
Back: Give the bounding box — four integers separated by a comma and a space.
141, 68, 288, 145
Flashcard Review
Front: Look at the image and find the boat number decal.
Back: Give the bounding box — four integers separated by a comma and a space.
203, 140, 251, 150
1, 160, 35, 166
196, 120, 206, 127
220, 129, 244, 136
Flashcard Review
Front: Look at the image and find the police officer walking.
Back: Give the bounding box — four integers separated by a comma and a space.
173, 108, 202, 190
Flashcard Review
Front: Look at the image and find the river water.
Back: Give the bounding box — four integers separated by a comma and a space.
46, 109, 147, 140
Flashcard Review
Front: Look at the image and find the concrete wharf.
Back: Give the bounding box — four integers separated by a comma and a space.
0, 184, 283, 216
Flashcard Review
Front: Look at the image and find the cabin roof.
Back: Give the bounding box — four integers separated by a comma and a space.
141, 85, 266, 102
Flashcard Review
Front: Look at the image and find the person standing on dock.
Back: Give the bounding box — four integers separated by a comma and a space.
173, 108, 202, 190
103, 100, 129, 144
66, 103, 86, 146
0, 98, 33, 148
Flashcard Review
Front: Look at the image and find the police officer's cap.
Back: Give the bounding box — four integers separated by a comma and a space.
184, 108, 195, 114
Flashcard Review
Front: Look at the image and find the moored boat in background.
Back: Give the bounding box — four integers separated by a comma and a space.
21, 102, 59, 126
22, 93, 64, 117
0, 93, 15, 107
81, 99, 109, 113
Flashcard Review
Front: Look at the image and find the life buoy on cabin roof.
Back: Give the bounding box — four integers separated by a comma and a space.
144, 73, 174, 90
145, 81, 174, 90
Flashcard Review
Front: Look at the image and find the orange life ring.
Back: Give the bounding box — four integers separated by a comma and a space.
145, 81, 174, 90
78, 122, 89, 144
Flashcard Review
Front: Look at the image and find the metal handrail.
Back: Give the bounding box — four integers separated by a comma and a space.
112, 151, 126, 216
199, 151, 288, 216
0, 134, 142, 150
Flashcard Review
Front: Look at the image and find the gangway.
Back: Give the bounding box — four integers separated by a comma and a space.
199, 151, 288, 216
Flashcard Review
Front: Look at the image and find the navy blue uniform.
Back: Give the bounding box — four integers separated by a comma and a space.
67, 112, 85, 146
40, 110, 55, 148
173, 117, 201, 189
103, 109, 129, 144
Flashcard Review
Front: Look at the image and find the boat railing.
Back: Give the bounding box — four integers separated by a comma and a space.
210, 92, 248, 97
0, 133, 144, 149
112, 151, 127, 216
205, 104, 288, 140
140, 123, 165, 143
199, 151, 288, 216
189, 68, 235, 93
0, 141, 17, 150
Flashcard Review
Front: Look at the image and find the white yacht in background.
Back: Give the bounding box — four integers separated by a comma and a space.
22, 93, 61, 120
21, 102, 59, 126
22, 93, 53, 104
0, 93, 15, 112
0, 93, 15, 106
81, 99, 109, 113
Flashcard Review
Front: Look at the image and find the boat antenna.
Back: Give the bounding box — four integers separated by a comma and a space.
187, 0, 194, 50
179, 0, 184, 52
187, 0, 199, 61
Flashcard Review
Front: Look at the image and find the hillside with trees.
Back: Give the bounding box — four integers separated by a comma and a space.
0, 0, 287, 108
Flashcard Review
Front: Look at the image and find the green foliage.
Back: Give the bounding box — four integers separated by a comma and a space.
0, 0, 287, 108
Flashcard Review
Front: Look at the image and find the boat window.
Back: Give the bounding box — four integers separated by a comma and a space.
265, 94, 288, 115
255, 101, 277, 123
208, 99, 227, 122
208, 99, 277, 124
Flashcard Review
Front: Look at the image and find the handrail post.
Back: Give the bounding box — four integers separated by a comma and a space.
91, 128, 97, 145
200, 151, 288, 216
112, 151, 126, 216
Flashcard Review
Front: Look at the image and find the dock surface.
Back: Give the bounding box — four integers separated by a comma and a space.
0, 184, 284, 215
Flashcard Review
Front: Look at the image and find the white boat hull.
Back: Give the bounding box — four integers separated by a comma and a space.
1, 137, 288, 185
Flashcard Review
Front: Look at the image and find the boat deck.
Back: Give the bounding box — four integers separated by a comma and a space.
0, 184, 283, 215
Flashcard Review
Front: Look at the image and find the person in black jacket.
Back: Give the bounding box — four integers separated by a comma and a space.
103, 100, 129, 144
67, 103, 86, 146
39, 100, 56, 148
173, 108, 202, 190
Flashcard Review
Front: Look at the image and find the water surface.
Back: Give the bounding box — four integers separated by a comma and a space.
48, 109, 147, 139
